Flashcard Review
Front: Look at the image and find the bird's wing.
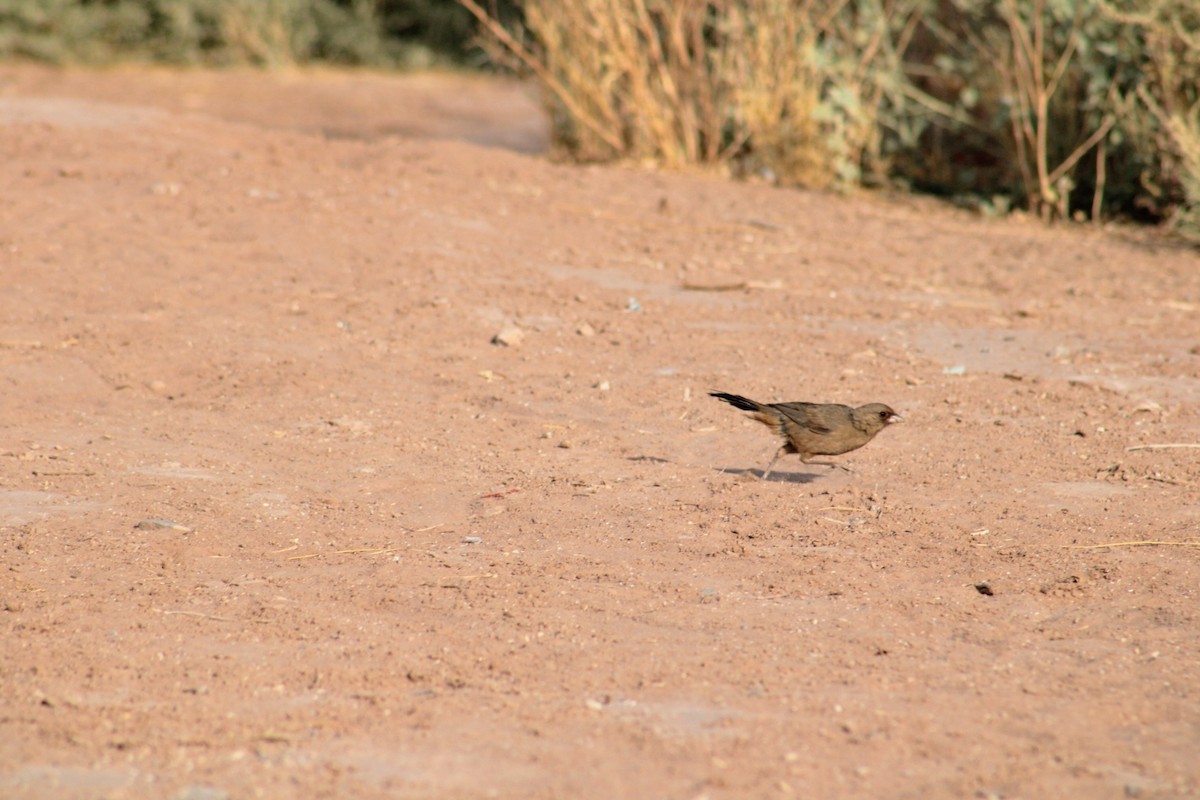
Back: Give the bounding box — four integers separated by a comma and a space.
770, 402, 835, 435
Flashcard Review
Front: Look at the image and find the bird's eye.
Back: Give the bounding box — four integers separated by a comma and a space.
879, 411, 891, 420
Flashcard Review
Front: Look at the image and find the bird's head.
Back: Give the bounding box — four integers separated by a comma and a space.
853, 403, 902, 434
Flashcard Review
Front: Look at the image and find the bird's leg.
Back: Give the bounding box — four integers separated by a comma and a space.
760, 445, 789, 480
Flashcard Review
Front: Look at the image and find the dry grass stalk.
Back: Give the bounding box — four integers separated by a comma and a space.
1070, 540, 1200, 549
719, 1, 832, 185
458, 0, 900, 188
456, 0, 624, 152
996, 0, 1117, 219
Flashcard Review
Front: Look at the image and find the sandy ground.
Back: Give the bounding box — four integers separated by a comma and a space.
1, 64, 1199, 800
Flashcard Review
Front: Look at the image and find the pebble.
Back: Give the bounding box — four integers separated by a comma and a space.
462, 536, 482, 544
491, 325, 524, 347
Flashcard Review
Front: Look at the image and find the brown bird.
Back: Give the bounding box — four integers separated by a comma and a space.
710, 392, 901, 479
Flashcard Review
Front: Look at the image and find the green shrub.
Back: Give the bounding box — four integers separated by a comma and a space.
1102, 0, 1200, 235
0, 0, 478, 66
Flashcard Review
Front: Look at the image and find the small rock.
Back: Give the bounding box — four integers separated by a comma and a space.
595, 380, 610, 392
462, 536, 482, 544
491, 325, 524, 347
577, 322, 596, 337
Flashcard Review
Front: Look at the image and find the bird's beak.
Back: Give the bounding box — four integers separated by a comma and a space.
888, 415, 903, 424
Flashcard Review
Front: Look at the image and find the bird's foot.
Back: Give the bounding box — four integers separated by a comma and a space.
807, 461, 853, 473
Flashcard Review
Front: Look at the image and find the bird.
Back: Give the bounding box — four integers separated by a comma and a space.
710, 391, 901, 479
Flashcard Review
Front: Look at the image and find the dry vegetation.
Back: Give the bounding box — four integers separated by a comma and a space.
458, 0, 1200, 231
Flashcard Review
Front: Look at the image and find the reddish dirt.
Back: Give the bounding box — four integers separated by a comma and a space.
1, 65, 1199, 800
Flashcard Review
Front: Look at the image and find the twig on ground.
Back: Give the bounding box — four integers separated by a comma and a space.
155, 608, 234, 622
1126, 443, 1200, 451
1068, 540, 1200, 550
287, 547, 397, 561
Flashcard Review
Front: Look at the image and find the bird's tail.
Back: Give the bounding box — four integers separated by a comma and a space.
709, 392, 763, 412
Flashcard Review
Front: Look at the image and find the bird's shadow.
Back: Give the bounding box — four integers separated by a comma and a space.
716, 466, 822, 484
